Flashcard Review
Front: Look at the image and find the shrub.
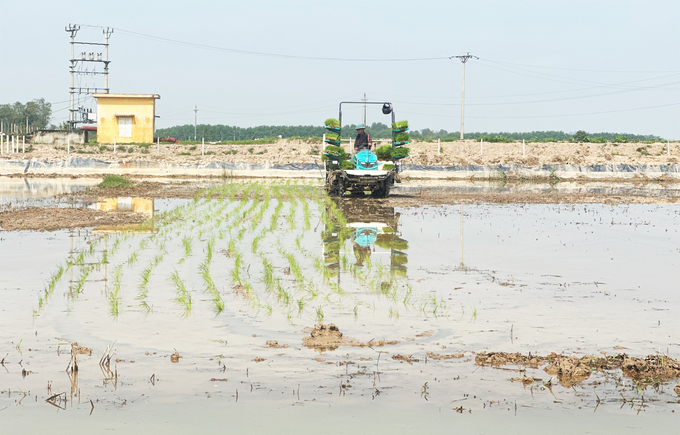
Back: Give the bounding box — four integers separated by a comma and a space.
479, 135, 514, 143
100, 175, 133, 188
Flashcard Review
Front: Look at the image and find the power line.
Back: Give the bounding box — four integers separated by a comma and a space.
476, 60, 680, 91
113, 28, 447, 62
481, 58, 680, 74
468, 102, 680, 119
387, 81, 680, 107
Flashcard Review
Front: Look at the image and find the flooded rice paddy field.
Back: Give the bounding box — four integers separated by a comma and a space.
1, 177, 679, 433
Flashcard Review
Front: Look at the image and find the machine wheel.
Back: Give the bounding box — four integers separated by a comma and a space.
329, 173, 344, 197
371, 179, 390, 198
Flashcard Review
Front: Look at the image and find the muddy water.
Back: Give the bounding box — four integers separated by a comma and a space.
1, 179, 679, 434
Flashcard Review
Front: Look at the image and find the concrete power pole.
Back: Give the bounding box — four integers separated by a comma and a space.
451, 53, 478, 140
65, 24, 112, 130
66, 24, 80, 129
362, 93, 367, 126
194, 106, 198, 141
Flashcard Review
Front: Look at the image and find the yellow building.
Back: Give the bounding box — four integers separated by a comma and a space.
93, 93, 160, 144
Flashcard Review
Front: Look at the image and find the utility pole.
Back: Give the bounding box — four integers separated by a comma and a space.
103, 27, 113, 92
362, 93, 367, 126
194, 106, 198, 141
66, 24, 80, 129
66, 24, 112, 130
451, 52, 478, 140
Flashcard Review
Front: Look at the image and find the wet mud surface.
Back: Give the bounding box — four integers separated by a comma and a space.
1, 177, 679, 433
0, 207, 147, 231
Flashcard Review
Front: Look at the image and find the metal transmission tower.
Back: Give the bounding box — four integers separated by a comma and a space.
451, 52, 478, 139
66, 24, 113, 129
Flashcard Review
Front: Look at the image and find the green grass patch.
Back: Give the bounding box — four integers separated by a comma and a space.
100, 175, 133, 188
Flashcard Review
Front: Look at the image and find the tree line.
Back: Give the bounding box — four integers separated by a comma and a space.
0, 99, 52, 133
156, 122, 664, 143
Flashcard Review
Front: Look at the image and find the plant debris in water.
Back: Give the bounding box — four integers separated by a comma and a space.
302, 324, 400, 352
476, 352, 680, 388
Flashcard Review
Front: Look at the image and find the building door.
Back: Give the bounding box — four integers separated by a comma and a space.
118, 116, 133, 138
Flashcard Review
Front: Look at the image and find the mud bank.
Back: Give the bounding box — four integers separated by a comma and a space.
2, 157, 680, 181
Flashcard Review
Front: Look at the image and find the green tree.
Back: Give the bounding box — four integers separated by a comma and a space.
573, 130, 589, 143
0, 98, 52, 131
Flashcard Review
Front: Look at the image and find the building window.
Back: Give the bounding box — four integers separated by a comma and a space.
118, 116, 133, 138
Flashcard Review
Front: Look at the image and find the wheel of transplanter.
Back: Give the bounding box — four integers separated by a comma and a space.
371, 179, 390, 198
329, 173, 343, 197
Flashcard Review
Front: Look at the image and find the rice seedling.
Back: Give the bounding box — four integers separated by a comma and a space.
315, 306, 325, 323
72, 266, 92, 297
127, 250, 139, 265
109, 265, 123, 317
198, 261, 224, 315
206, 237, 215, 263
182, 236, 192, 257
169, 270, 192, 315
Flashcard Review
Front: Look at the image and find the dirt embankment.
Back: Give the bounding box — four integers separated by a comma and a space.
6, 139, 679, 167
0, 207, 148, 232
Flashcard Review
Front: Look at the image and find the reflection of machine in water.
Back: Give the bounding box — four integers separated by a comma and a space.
322, 200, 408, 277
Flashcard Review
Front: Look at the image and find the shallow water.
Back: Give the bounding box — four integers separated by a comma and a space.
0, 179, 679, 433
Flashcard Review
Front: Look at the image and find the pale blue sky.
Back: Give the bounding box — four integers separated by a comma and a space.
1, 0, 678, 138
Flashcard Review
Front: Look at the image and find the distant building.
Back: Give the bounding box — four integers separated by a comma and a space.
93, 93, 160, 144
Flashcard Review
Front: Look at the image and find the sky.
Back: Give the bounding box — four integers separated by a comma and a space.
1, 0, 679, 138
